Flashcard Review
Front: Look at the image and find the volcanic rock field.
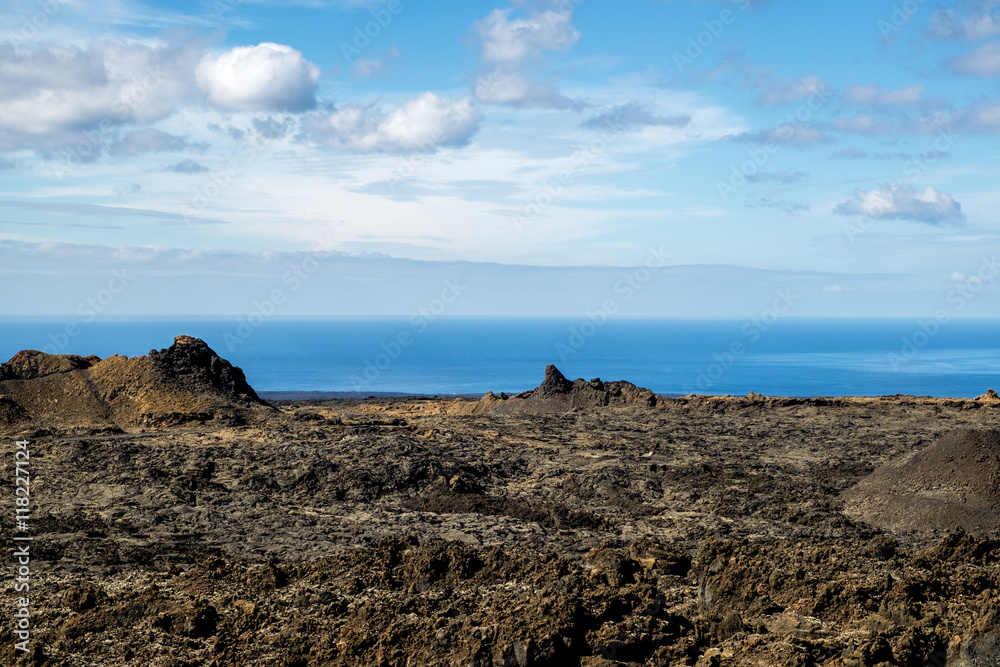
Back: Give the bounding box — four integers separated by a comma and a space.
1, 337, 999, 666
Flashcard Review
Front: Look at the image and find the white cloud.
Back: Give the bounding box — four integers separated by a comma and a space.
929, 2, 1000, 41
834, 185, 966, 225
950, 41, 1000, 77
474, 70, 575, 109
0, 41, 197, 151
306, 93, 481, 152
196, 43, 320, 112
846, 84, 925, 107
471, 5, 581, 109
476, 8, 580, 65
956, 99, 1000, 132
756, 74, 828, 106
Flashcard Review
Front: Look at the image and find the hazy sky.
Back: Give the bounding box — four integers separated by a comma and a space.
1, 0, 999, 316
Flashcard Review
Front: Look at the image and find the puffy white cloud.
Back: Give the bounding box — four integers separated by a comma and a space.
949, 41, 1000, 77
306, 93, 481, 152
196, 43, 320, 112
471, 5, 581, 109
846, 84, 925, 107
834, 185, 966, 225
476, 8, 579, 65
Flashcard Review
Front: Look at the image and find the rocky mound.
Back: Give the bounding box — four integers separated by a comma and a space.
0, 335, 274, 429
474, 364, 657, 414
843, 428, 1000, 535
976, 388, 1000, 403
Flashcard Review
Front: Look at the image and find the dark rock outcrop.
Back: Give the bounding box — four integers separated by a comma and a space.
147, 335, 262, 403
535, 364, 573, 397
474, 364, 657, 414
0, 336, 274, 430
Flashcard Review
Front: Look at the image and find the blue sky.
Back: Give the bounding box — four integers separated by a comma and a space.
1, 0, 1000, 316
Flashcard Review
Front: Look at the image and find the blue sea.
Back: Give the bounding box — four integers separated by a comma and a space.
1, 318, 998, 398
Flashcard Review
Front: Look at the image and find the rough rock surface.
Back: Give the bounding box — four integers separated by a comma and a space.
0, 336, 274, 429
843, 428, 1000, 535
1, 352, 1000, 665
475, 364, 658, 414
976, 388, 1000, 403
0, 394, 29, 426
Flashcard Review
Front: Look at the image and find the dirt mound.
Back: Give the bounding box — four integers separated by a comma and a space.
0, 350, 101, 380
474, 364, 657, 414
0, 335, 274, 429
843, 428, 1000, 535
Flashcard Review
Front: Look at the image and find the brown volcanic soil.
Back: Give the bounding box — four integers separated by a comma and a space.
0, 336, 274, 429
844, 429, 1000, 535
1, 357, 1000, 665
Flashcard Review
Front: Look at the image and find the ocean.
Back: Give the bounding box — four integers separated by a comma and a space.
1, 317, 998, 398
